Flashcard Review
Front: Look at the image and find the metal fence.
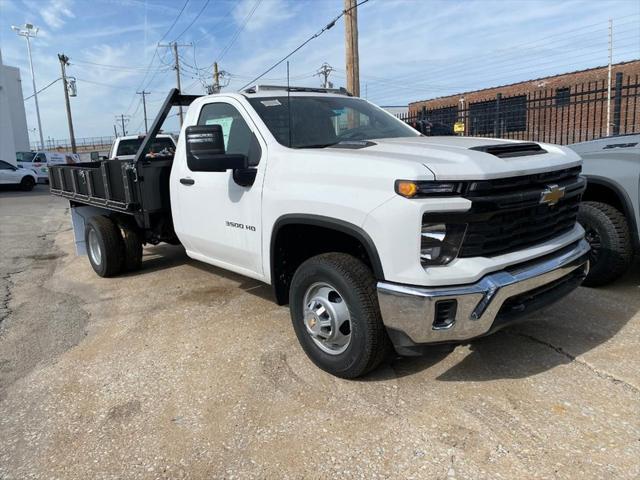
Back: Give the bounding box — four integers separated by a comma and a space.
30, 136, 114, 152
399, 72, 639, 145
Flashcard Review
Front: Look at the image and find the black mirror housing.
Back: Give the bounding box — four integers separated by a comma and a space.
186, 124, 248, 172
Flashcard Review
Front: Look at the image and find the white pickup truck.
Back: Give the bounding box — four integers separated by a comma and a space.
109, 134, 176, 161
50, 87, 590, 378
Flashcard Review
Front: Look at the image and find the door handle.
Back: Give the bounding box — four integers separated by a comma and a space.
180, 178, 195, 186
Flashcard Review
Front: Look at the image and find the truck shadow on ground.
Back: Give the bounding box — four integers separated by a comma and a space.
126, 242, 639, 383
128, 243, 276, 302
367, 259, 640, 382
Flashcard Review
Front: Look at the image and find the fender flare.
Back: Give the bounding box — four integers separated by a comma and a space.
270, 213, 386, 283
584, 175, 640, 248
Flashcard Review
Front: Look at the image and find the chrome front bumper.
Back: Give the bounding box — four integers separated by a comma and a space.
377, 239, 590, 346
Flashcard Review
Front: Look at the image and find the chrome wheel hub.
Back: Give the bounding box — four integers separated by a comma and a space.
303, 282, 351, 355
88, 229, 102, 266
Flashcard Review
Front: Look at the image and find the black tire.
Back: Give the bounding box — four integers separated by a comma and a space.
84, 216, 125, 277
578, 201, 633, 287
20, 176, 35, 191
289, 253, 390, 379
121, 226, 143, 272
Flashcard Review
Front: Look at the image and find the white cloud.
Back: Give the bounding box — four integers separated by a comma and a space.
40, 0, 76, 29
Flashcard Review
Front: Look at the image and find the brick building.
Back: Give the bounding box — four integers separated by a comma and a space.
408, 60, 640, 144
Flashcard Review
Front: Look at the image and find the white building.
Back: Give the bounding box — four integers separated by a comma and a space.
0, 49, 30, 166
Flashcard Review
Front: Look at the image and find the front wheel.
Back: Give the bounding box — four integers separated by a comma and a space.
289, 253, 390, 378
578, 201, 633, 287
20, 176, 35, 191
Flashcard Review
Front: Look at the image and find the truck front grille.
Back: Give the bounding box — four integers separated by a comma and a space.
423, 167, 585, 259
460, 167, 584, 258
458, 194, 581, 257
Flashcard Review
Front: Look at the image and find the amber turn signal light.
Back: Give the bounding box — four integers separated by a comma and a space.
396, 181, 418, 198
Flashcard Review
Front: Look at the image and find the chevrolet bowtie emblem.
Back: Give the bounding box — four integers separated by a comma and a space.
540, 184, 565, 205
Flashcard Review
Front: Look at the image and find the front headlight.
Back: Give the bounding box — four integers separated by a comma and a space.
421, 222, 467, 266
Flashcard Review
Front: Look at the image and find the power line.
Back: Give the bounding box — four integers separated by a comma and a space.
192, 2, 236, 45
174, 0, 210, 41
238, 0, 370, 91
158, 0, 190, 43
390, 17, 640, 86
368, 52, 640, 104
71, 59, 169, 71
123, 0, 191, 115
217, 0, 263, 62
23, 77, 61, 101
359, 26, 640, 99
75, 77, 134, 90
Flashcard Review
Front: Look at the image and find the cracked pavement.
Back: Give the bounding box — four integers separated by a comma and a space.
1, 186, 639, 479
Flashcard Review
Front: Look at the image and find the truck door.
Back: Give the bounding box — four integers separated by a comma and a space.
174, 99, 266, 278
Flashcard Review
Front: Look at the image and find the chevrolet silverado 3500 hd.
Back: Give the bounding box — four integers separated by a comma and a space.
50, 87, 589, 378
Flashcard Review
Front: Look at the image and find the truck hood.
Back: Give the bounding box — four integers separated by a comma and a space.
332, 136, 582, 180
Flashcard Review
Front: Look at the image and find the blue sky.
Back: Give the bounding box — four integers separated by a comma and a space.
1, 0, 639, 143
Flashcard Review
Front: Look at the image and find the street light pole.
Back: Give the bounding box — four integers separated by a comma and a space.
12, 23, 45, 150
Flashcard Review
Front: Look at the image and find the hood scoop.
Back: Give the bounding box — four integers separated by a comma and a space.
328, 140, 377, 149
469, 142, 547, 158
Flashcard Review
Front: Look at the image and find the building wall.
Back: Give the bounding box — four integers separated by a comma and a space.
0, 50, 30, 165
0, 50, 17, 165
408, 60, 640, 144
3, 65, 30, 152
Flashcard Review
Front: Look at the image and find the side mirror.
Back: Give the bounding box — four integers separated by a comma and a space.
186, 124, 247, 172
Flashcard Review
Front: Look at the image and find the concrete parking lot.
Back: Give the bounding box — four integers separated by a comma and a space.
1, 186, 639, 480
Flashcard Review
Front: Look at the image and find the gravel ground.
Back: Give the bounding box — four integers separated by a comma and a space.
1, 186, 639, 480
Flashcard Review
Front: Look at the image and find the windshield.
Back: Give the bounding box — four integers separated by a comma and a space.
16, 151, 35, 162
247, 96, 418, 148
116, 137, 175, 156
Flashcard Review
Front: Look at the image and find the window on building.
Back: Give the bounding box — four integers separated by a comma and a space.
469, 95, 527, 135
501, 95, 527, 132
469, 99, 497, 135
555, 87, 571, 107
425, 106, 458, 127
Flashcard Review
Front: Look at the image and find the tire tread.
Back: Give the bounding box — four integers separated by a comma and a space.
579, 201, 632, 286
86, 216, 125, 277
291, 253, 390, 378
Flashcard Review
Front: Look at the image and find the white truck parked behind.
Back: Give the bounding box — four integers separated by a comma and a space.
50, 87, 590, 378
109, 134, 176, 161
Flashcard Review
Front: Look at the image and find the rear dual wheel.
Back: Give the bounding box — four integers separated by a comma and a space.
85, 216, 143, 277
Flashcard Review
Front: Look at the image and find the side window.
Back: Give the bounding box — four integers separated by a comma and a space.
0, 161, 13, 170
197, 102, 261, 166
35, 153, 46, 163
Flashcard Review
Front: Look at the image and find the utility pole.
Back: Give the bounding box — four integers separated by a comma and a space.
316, 63, 334, 88
213, 62, 220, 93
137, 90, 150, 133
159, 42, 191, 126
344, 0, 360, 97
207, 62, 228, 94
58, 53, 76, 153
115, 114, 130, 136
12, 23, 45, 150
113, 124, 118, 138
606, 18, 613, 137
